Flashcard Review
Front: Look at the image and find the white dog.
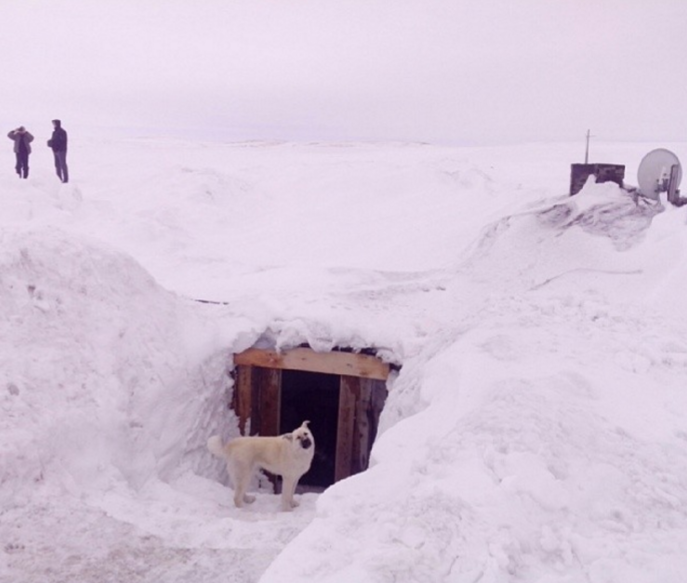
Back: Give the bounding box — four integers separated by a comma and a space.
207, 421, 314, 511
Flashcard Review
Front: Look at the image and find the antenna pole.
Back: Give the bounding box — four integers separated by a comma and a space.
584, 129, 591, 164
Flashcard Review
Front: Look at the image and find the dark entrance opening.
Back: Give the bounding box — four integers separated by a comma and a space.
232, 346, 395, 489
280, 369, 340, 488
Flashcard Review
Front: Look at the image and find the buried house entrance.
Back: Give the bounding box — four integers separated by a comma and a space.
281, 369, 339, 487
232, 347, 393, 489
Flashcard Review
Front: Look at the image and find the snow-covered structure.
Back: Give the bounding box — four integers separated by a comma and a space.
3, 139, 687, 583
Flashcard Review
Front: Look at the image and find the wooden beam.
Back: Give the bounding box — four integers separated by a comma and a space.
257, 367, 281, 437
352, 379, 372, 476
351, 378, 388, 477
233, 365, 254, 435
234, 347, 390, 380
335, 376, 359, 482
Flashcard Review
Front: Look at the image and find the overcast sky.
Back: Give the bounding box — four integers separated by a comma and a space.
2, 0, 685, 145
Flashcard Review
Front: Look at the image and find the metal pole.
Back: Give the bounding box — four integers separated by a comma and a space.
584, 129, 591, 164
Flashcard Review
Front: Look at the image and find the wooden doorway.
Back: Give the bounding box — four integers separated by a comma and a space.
281, 369, 339, 487
232, 347, 391, 487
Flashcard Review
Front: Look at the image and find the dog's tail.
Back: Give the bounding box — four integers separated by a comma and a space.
207, 435, 226, 458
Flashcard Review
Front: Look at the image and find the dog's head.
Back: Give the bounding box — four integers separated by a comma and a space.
286, 420, 314, 451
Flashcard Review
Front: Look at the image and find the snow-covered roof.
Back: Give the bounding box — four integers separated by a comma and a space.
4, 138, 687, 582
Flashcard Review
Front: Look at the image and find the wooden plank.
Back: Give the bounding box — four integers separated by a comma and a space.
257, 367, 281, 437
352, 379, 373, 476
234, 347, 390, 380
335, 376, 359, 482
249, 368, 261, 436
255, 367, 282, 493
232, 365, 253, 435
351, 378, 388, 476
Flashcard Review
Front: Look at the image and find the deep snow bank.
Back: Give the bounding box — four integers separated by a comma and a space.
4, 141, 687, 583
0, 227, 233, 505
260, 188, 687, 583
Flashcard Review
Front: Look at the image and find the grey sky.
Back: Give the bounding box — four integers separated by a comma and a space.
2, 0, 685, 144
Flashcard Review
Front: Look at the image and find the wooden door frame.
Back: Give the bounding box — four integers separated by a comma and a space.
232, 346, 392, 484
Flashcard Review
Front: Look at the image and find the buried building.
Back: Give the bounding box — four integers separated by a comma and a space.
569, 163, 625, 196
230, 345, 399, 489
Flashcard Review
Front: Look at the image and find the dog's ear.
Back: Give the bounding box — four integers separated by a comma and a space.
302, 420, 310, 428
282, 433, 293, 442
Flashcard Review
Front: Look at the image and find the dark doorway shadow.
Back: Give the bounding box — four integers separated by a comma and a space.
280, 369, 339, 488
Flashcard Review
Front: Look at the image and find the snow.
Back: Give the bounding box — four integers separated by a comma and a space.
2, 136, 687, 583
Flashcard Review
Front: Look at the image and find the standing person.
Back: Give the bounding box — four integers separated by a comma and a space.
47, 119, 68, 183
7, 126, 34, 179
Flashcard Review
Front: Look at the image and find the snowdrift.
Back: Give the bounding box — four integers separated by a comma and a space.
261, 186, 687, 583
0, 227, 233, 504
3, 139, 687, 583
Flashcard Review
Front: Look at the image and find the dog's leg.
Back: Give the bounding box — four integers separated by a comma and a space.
228, 462, 255, 508
235, 472, 256, 508
280, 475, 299, 511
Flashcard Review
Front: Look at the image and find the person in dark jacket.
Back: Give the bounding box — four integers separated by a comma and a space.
7, 126, 34, 179
47, 119, 68, 183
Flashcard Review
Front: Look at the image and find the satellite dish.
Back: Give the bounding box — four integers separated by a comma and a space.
637, 148, 682, 200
